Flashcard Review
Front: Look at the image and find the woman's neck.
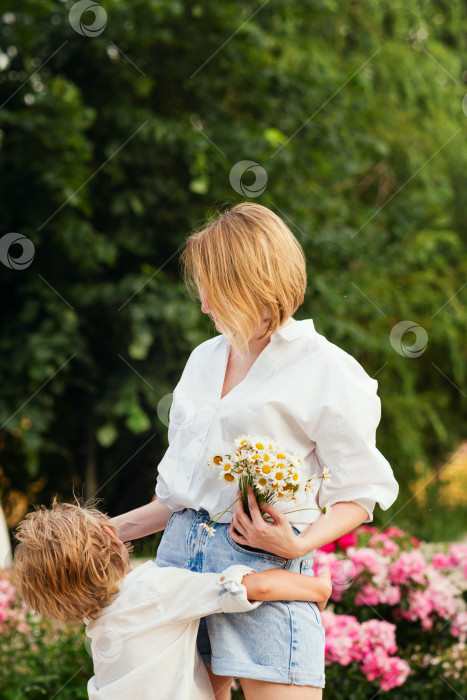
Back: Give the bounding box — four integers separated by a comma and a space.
247, 316, 295, 353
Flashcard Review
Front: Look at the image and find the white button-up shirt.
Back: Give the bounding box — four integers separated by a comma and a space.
86, 562, 260, 700
156, 318, 399, 529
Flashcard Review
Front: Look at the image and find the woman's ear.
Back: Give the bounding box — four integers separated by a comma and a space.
102, 524, 124, 546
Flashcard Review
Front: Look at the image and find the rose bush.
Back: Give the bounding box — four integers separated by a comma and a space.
3, 523, 467, 699
0, 569, 92, 699
312, 525, 467, 697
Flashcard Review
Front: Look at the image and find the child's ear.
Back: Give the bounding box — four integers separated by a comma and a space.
102, 524, 124, 545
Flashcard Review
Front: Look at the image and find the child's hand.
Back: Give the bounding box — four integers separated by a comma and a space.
316, 570, 332, 612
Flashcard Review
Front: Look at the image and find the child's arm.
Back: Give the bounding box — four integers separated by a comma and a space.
242, 569, 332, 611
154, 565, 332, 625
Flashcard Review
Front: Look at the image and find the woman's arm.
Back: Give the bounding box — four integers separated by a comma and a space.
294, 501, 369, 555
109, 498, 172, 542
243, 569, 332, 611
230, 486, 368, 559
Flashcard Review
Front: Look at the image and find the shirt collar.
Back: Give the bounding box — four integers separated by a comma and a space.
270, 318, 316, 342
219, 318, 316, 348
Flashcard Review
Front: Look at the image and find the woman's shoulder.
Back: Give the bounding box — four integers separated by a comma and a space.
311, 331, 378, 396
188, 333, 224, 362
178, 334, 224, 378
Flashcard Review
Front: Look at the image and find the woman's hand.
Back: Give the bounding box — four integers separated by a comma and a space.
229, 485, 305, 559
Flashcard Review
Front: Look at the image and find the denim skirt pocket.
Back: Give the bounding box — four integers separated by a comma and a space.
224, 526, 289, 567
155, 508, 188, 568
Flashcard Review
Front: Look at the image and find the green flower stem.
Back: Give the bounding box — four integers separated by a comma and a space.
281, 506, 326, 515
209, 497, 240, 524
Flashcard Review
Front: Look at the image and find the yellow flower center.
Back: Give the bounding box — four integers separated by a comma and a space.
262, 465, 272, 474
277, 492, 285, 498
258, 477, 267, 486
293, 473, 299, 481
214, 456, 223, 465
275, 472, 284, 481
277, 453, 286, 460
251, 454, 261, 461
255, 442, 264, 450
224, 473, 235, 482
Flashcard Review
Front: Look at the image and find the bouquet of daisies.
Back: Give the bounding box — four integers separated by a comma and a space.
202, 433, 331, 535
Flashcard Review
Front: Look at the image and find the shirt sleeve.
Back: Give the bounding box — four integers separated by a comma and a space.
154, 470, 171, 504
155, 565, 261, 624
313, 380, 399, 524
155, 347, 197, 502
154, 385, 178, 504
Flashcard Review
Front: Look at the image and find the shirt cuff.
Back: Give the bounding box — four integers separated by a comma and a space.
217, 565, 262, 613
347, 497, 374, 523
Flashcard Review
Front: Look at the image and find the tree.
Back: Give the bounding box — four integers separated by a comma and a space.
0, 0, 465, 540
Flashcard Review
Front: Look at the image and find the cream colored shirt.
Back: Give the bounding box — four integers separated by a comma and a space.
85, 562, 260, 700
156, 318, 399, 528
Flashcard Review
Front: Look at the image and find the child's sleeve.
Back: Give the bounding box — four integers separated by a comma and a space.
155, 564, 261, 624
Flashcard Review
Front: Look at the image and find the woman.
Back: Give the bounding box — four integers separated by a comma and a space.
111, 202, 399, 700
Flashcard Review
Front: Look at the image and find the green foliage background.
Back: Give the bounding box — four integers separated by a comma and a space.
0, 0, 466, 540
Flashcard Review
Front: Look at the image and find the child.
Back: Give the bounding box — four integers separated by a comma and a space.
14, 498, 332, 700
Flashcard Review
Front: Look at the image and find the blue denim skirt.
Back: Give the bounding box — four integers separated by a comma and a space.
155, 508, 326, 688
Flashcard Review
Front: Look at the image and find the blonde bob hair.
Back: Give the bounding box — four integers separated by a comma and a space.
14, 498, 131, 624
181, 202, 307, 358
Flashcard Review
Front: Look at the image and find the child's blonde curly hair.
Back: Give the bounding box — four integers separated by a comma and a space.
14, 497, 131, 623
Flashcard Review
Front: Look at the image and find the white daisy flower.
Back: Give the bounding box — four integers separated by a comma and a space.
199, 523, 216, 537
219, 470, 237, 484
260, 435, 278, 450
272, 466, 287, 482
321, 503, 333, 519
305, 478, 318, 495
233, 434, 253, 450
211, 455, 225, 467
290, 455, 303, 470
255, 476, 269, 489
